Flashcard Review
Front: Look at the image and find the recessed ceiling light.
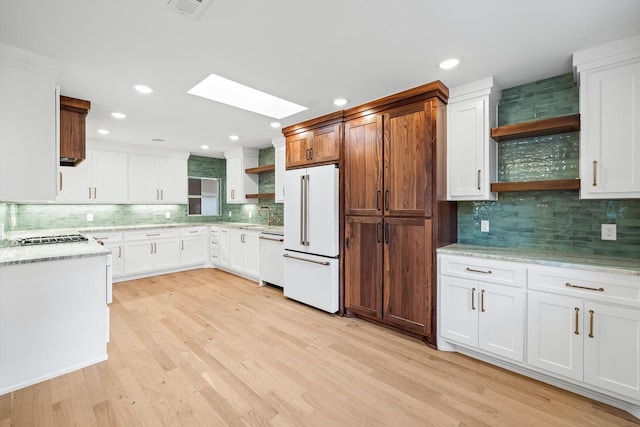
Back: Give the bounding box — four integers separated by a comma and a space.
187, 73, 308, 119
134, 84, 153, 94
97, 129, 110, 135
270, 121, 282, 128
229, 135, 239, 141
333, 98, 347, 107
439, 58, 460, 70
111, 112, 126, 119
201, 145, 209, 150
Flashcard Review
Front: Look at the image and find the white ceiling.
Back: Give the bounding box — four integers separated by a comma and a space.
1, 0, 639, 158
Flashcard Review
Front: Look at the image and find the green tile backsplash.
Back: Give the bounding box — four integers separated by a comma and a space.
2, 147, 283, 232
458, 73, 640, 258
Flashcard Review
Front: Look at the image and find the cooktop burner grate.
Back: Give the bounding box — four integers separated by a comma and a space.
16, 234, 89, 246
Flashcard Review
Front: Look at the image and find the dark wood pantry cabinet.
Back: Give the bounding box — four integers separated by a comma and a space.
283, 111, 343, 170
343, 81, 457, 345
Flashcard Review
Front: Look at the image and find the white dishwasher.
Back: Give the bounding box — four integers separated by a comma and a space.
259, 231, 284, 287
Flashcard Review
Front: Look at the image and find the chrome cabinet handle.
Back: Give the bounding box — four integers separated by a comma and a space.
94, 187, 97, 199
181, 240, 184, 250
150, 243, 154, 253
471, 288, 476, 310
299, 175, 305, 245
146, 233, 161, 237
480, 289, 486, 312
160, 189, 164, 200
574, 307, 580, 335
592, 160, 598, 187
118, 246, 122, 258
89, 187, 92, 199
477, 169, 481, 190
565, 282, 604, 292
466, 267, 492, 274
589, 310, 595, 338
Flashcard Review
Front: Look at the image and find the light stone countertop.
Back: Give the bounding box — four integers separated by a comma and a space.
438, 244, 640, 277
0, 222, 284, 266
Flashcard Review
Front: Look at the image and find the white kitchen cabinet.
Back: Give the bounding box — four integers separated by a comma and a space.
447, 77, 499, 201
58, 146, 128, 202
229, 228, 260, 280
86, 231, 124, 278
218, 227, 231, 268
528, 264, 640, 400
439, 255, 525, 362
210, 226, 220, 265
179, 226, 208, 266
128, 153, 187, 203
224, 148, 258, 204
273, 137, 285, 203
574, 34, 640, 199
123, 228, 180, 275
0, 45, 59, 202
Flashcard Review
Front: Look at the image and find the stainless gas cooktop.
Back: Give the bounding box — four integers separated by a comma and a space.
14, 234, 89, 246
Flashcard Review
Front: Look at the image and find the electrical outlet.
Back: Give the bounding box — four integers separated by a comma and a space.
228, 211, 232, 217
249, 211, 252, 218
165, 211, 171, 219
601, 224, 617, 241
481, 220, 490, 232
86, 213, 94, 222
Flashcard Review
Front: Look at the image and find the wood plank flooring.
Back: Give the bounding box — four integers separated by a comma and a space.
1, 268, 638, 426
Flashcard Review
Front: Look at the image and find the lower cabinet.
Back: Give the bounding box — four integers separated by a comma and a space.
229, 229, 260, 280
86, 231, 124, 278
179, 226, 208, 266
123, 229, 180, 276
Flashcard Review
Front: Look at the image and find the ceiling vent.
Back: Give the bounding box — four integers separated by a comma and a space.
167, 0, 212, 19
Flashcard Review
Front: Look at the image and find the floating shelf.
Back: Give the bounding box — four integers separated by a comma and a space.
245, 193, 276, 199
245, 164, 275, 174
491, 114, 580, 142
490, 179, 581, 193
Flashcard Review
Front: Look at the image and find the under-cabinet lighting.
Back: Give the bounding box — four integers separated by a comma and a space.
187, 73, 307, 119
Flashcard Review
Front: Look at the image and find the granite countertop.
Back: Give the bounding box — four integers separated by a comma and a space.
0, 222, 284, 266
438, 244, 640, 276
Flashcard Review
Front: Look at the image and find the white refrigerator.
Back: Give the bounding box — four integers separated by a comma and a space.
283, 164, 339, 313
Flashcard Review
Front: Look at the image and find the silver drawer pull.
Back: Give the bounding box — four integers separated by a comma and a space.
259, 236, 284, 242
565, 282, 604, 292
146, 233, 161, 237
283, 253, 330, 266
466, 267, 492, 274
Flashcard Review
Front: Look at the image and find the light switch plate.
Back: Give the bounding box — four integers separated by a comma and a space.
86, 213, 94, 222
481, 220, 490, 232
601, 224, 616, 240
165, 211, 171, 219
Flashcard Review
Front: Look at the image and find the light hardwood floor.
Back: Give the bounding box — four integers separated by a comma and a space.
1, 268, 638, 426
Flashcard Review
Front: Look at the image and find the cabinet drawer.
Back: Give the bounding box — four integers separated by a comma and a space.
124, 228, 179, 241
86, 231, 123, 242
439, 255, 526, 288
180, 226, 207, 237
529, 265, 640, 307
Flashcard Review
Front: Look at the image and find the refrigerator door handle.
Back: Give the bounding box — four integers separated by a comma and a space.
299, 175, 305, 245
303, 174, 309, 246
283, 253, 330, 266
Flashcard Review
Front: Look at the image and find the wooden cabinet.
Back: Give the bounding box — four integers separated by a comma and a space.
447, 77, 499, 201
273, 137, 285, 203
129, 154, 187, 203
574, 35, 640, 199
0, 48, 59, 202
439, 255, 525, 362
343, 81, 456, 344
179, 227, 208, 267
224, 148, 258, 204
283, 112, 343, 170
59, 96, 90, 167
58, 146, 128, 202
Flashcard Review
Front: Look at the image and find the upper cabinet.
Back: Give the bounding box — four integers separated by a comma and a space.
574, 34, 640, 199
272, 137, 285, 203
0, 44, 59, 202
282, 111, 343, 170
59, 96, 90, 167
447, 77, 500, 201
129, 153, 187, 204
224, 147, 258, 204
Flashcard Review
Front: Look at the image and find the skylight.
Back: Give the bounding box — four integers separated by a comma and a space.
187, 74, 308, 119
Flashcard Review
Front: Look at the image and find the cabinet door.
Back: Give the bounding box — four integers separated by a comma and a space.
383, 101, 433, 217
229, 229, 246, 272
57, 162, 91, 202
584, 301, 640, 400
123, 241, 155, 275
383, 218, 433, 336
310, 124, 340, 165
285, 132, 310, 169
104, 242, 124, 278
128, 154, 159, 202
274, 142, 285, 203
344, 115, 383, 216
440, 276, 478, 348
226, 155, 242, 203
580, 60, 640, 199
153, 239, 180, 271
478, 282, 524, 362
447, 97, 496, 201
92, 148, 128, 203
158, 157, 187, 203
527, 291, 583, 381
344, 216, 383, 318
180, 235, 207, 266
243, 231, 260, 278
218, 228, 231, 268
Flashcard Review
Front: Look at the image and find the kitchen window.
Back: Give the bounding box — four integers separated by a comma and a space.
188, 177, 221, 216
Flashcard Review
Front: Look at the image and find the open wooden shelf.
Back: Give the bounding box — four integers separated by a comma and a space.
490, 179, 581, 193
491, 114, 580, 142
245, 164, 275, 174
245, 193, 275, 199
